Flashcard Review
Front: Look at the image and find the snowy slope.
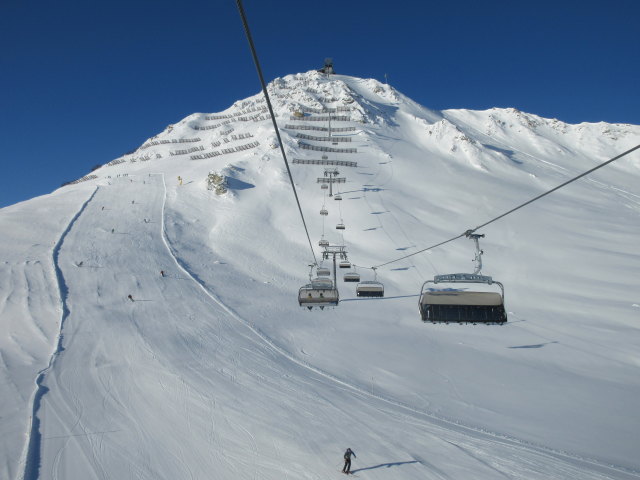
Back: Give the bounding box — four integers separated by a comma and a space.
1, 71, 639, 480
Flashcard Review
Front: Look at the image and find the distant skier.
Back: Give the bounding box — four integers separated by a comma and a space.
342, 448, 356, 474
127, 294, 134, 302
160, 270, 165, 277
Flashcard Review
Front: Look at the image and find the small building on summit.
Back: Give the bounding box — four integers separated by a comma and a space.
318, 58, 334, 75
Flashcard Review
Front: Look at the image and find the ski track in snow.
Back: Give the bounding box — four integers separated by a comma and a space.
13, 165, 633, 479
21, 187, 99, 480
9, 162, 638, 480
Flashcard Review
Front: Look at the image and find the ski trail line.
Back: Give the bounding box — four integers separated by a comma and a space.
154, 174, 639, 480
19, 186, 99, 480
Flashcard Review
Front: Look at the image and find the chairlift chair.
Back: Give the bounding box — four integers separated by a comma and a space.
339, 260, 351, 269
343, 272, 360, 282
356, 281, 385, 297
356, 267, 384, 297
317, 266, 331, 276
334, 195, 342, 201
336, 223, 346, 230
298, 277, 339, 310
319, 238, 329, 247
418, 233, 507, 324
320, 208, 328, 216
321, 184, 329, 190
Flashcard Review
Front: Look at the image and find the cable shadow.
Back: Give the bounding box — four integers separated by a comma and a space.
509, 341, 558, 349
352, 460, 420, 473
339, 187, 385, 194
341, 294, 419, 302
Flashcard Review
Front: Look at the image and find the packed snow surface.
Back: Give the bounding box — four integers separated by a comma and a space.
1, 71, 639, 480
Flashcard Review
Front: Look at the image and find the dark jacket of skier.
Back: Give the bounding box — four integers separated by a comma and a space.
342, 448, 356, 474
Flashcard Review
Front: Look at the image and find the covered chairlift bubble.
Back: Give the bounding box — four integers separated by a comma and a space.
298, 277, 339, 310
356, 267, 384, 297
418, 233, 507, 324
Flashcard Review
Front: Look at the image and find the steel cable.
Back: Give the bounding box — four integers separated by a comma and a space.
373, 144, 640, 269
235, 0, 318, 265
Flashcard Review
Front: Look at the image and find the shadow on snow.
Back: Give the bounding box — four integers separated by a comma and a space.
352, 460, 421, 473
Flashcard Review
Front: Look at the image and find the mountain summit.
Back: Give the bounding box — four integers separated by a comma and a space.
1, 71, 639, 479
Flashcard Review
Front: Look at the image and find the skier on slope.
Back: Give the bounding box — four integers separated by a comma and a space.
342, 448, 356, 474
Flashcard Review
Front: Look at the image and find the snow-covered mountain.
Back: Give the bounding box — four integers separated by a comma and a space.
1, 71, 639, 480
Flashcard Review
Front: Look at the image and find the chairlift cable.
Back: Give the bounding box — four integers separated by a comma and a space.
372, 145, 640, 269
372, 233, 467, 269
235, 0, 317, 265
350, 264, 376, 271
466, 144, 640, 234
322, 207, 326, 236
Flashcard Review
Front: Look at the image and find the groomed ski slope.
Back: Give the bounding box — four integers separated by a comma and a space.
18, 175, 638, 480
1, 71, 639, 479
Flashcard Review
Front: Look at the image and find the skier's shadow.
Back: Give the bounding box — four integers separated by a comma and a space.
352, 460, 420, 473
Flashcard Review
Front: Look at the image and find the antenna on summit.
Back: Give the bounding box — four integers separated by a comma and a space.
318, 58, 334, 76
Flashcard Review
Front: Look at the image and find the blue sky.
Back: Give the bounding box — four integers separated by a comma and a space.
1, 0, 638, 207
